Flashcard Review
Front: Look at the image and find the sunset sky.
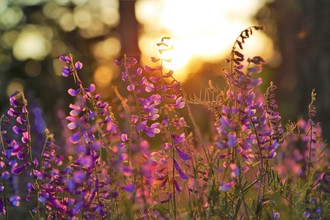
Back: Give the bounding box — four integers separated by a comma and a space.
1, 0, 275, 94
136, 0, 274, 81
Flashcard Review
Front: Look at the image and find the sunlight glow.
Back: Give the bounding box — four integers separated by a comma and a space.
136, 0, 272, 81
94, 66, 114, 88
93, 37, 121, 60
13, 25, 52, 61
0, 6, 23, 29
6, 79, 24, 97
73, 6, 93, 29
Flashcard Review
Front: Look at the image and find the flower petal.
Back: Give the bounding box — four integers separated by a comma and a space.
177, 147, 191, 161
174, 159, 188, 179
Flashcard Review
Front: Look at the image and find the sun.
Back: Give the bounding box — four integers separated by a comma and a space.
136, 0, 273, 81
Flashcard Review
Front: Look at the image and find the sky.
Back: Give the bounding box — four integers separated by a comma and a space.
1, 0, 274, 95
136, 0, 274, 81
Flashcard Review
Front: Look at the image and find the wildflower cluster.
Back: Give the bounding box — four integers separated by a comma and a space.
0, 27, 329, 219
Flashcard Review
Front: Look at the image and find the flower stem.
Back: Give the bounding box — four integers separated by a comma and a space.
0, 115, 8, 220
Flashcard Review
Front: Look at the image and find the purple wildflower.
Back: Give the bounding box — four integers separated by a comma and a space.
68, 88, 81, 96
219, 181, 235, 191
144, 122, 160, 137
173, 159, 188, 179
176, 147, 191, 161
75, 61, 83, 70
121, 184, 135, 193
61, 66, 72, 77
174, 96, 185, 109
59, 55, 71, 63
0, 200, 5, 216
9, 195, 20, 207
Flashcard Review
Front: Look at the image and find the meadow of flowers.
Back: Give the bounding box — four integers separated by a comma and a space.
0, 26, 329, 219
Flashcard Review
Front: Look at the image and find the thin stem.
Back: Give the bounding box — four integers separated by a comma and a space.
0, 115, 5, 153
172, 77, 210, 162
159, 59, 177, 220
123, 55, 143, 122
93, 165, 103, 219
123, 55, 145, 162
35, 130, 53, 219
172, 142, 177, 220
113, 86, 134, 163
0, 115, 8, 220
307, 120, 313, 179
246, 115, 265, 218
20, 92, 33, 162
20, 92, 43, 218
